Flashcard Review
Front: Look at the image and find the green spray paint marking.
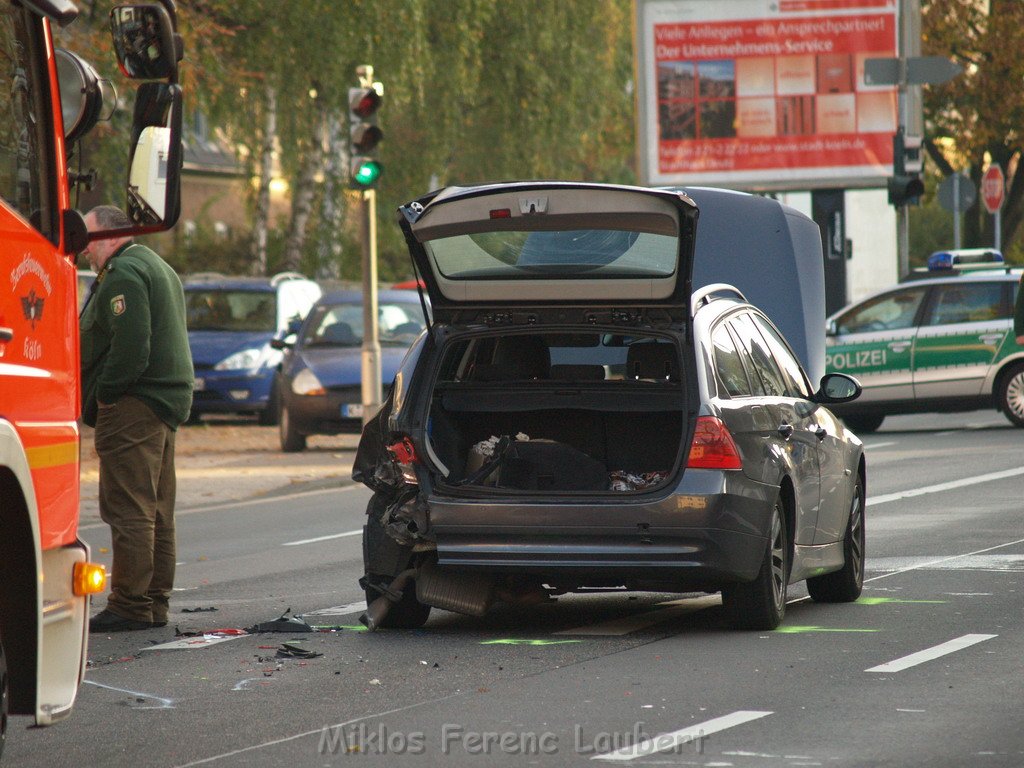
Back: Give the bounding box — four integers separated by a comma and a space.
856, 597, 946, 605
774, 625, 880, 634
480, 639, 582, 646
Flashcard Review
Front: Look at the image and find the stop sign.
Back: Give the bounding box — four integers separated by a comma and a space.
982, 163, 1005, 214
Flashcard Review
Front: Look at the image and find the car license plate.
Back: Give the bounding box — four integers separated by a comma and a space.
194, 377, 205, 392
341, 403, 363, 418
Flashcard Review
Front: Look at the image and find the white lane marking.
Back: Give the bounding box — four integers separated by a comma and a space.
863, 441, 897, 450
282, 529, 362, 546
868, 466, 1024, 506
865, 634, 997, 673
591, 710, 772, 761
555, 595, 720, 636
864, 537, 1024, 584
141, 634, 246, 652
84, 680, 175, 709
79, 484, 364, 531
303, 601, 367, 617
171, 693, 467, 767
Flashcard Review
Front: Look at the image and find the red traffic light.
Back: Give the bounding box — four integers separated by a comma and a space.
349, 87, 381, 119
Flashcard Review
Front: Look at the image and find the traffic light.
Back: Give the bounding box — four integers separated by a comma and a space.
348, 82, 383, 189
888, 128, 923, 206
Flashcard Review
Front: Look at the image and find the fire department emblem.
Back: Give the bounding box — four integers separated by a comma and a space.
21, 289, 44, 329
111, 294, 126, 316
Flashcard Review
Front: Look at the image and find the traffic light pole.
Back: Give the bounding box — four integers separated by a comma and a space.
360, 188, 382, 425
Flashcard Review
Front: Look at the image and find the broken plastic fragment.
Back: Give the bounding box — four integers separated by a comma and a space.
246, 607, 314, 633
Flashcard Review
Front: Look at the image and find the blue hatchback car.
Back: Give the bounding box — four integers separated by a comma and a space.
274, 288, 426, 451
184, 272, 322, 424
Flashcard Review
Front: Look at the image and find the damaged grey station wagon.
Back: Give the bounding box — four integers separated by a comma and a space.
353, 182, 865, 632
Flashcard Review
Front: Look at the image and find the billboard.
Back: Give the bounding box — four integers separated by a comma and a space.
635, 0, 899, 190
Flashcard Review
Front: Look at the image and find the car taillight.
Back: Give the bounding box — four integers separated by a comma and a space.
687, 416, 742, 470
386, 436, 419, 484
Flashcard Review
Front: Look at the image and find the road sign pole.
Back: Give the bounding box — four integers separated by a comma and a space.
995, 208, 1002, 252
952, 173, 961, 250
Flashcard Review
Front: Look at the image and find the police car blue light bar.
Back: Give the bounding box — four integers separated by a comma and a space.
927, 248, 1004, 270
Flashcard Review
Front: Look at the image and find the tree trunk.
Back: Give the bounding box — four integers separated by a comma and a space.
252, 83, 277, 276
316, 107, 347, 280
283, 122, 324, 273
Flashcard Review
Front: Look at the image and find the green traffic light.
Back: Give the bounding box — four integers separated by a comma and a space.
352, 159, 383, 188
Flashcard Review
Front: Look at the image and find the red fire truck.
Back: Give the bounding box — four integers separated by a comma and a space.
0, 0, 183, 755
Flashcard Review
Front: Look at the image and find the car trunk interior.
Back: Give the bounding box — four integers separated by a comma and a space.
424, 331, 686, 493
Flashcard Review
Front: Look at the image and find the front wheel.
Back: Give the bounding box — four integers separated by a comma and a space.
842, 413, 885, 434
807, 474, 865, 603
279, 402, 306, 452
722, 498, 788, 630
997, 362, 1024, 428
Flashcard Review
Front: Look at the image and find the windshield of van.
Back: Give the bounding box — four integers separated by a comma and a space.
424, 229, 678, 280
186, 290, 277, 332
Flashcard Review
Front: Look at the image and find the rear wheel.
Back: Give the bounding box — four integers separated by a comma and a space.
997, 362, 1024, 428
807, 474, 865, 603
1, 629, 8, 760
722, 499, 788, 630
362, 498, 431, 629
842, 413, 884, 433
279, 401, 306, 452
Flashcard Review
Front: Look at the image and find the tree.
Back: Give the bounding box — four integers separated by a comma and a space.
922, 0, 1024, 258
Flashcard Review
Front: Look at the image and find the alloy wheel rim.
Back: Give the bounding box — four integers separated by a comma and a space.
849, 484, 864, 583
1007, 371, 1024, 421
770, 508, 785, 609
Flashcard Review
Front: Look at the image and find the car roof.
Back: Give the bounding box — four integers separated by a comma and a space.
900, 266, 1022, 283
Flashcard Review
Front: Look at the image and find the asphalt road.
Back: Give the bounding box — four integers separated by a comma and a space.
6, 411, 1023, 767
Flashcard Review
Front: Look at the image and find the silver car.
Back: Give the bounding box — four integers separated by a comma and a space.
354, 182, 865, 632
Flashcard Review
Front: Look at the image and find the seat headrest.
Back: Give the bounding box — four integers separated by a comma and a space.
626, 342, 679, 381
491, 335, 550, 380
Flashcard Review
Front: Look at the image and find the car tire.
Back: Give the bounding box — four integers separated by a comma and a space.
259, 380, 280, 427
842, 413, 885, 433
362, 500, 431, 629
807, 473, 865, 603
997, 362, 1024, 428
722, 498, 788, 630
279, 402, 306, 452
0, 629, 8, 760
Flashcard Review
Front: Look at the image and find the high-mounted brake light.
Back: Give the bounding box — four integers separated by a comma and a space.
386, 437, 419, 484
489, 208, 511, 219
687, 416, 742, 470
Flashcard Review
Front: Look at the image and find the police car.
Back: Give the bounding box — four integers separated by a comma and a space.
825, 250, 1024, 432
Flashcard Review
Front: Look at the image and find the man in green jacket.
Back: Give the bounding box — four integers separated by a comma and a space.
80, 205, 194, 632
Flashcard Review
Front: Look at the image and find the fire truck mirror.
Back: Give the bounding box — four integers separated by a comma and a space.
127, 82, 182, 228
109, 3, 180, 82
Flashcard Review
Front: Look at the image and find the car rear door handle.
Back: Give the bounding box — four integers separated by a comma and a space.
0, 327, 13, 342
979, 333, 1004, 345
887, 341, 911, 352
778, 423, 793, 440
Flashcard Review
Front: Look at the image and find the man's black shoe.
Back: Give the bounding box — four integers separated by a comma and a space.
89, 609, 153, 633
151, 619, 168, 628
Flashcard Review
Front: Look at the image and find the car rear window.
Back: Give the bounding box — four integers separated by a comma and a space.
186, 290, 276, 332
424, 229, 678, 280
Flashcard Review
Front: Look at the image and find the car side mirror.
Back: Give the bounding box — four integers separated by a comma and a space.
270, 337, 293, 351
826, 319, 838, 337
815, 372, 861, 403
